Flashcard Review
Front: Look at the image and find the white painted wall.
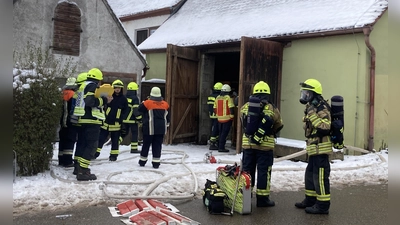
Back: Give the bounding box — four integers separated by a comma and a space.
122, 15, 170, 45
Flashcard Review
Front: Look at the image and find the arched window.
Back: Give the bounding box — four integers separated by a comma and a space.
52, 2, 81, 56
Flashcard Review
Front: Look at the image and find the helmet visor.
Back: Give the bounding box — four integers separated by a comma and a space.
299, 90, 314, 104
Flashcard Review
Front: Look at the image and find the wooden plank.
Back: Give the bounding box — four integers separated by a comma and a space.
172, 102, 192, 140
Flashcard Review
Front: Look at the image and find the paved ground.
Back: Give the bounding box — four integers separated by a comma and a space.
13, 184, 387, 225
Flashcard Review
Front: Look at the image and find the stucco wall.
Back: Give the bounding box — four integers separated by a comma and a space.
13, 0, 145, 79
144, 52, 167, 80
280, 34, 370, 149
370, 11, 388, 150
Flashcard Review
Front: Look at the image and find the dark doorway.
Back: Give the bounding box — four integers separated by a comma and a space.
213, 52, 240, 94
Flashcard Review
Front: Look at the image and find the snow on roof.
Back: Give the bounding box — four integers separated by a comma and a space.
107, 0, 182, 17
138, 0, 388, 50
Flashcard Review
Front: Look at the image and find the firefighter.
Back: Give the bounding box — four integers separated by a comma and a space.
120, 81, 142, 154
58, 77, 78, 167
71, 72, 87, 175
207, 82, 222, 150
73, 68, 112, 181
213, 84, 235, 152
138, 86, 170, 169
95, 79, 128, 161
240, 81, 283, 207
295, 78, 332, 214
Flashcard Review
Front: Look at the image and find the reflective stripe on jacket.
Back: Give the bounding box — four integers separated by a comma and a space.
214, 94, 235, 123
241, 102, 283, 150
303, 102, 332, 156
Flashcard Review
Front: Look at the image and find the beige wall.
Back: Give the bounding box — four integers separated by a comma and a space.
144, 52, 167, 80
280, 11, 388, 151
370, 11, 388, 150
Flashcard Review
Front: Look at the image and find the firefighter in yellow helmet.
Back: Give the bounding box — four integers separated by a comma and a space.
213, 84, 235, 152
295, 78, 332, 214
120, 82, 142, 153
71, 72, 87, 175
207, 82, 223, 150
95, 79, 128, 161
73, 68, 112, 181
240, 81, 283, 207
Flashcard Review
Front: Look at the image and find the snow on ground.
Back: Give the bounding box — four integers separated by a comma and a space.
13, 140, 388, 216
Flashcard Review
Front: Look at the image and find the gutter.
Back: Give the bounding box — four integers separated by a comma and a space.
363, 26, 375, 151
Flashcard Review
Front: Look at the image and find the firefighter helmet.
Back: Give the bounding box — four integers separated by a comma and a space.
300, 79, 322, 95
65, 77, 76, 86
76, 72, 87, 84
87, 68, 103, 80
150, 87, 162, 97
112, 79, 124, 88
221, 84, 231, 92
253, 81, 270, 94
299, 78, 322, 104
127, 82, 138, 90
213, 82, 223, 91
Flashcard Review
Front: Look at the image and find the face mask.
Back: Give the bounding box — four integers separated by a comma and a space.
299, 90, 313, 105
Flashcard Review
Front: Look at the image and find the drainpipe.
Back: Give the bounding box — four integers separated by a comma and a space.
363, 26, 375, 151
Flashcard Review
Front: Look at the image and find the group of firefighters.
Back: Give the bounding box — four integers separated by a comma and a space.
58, 68, 169, 181
58, 70, 332, 214
207, 79, 333, 214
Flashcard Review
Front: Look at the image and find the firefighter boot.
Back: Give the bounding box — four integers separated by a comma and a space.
72, 160, 78, 175
109, 154, 118, 161
256, 195, 275, 207
76, 166, 97, 181
295, 196, 317, 208
209, 141, 218, 150
305, 200, 330, 214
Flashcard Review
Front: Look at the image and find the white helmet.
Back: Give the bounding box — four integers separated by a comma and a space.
150, 86, 162, 97
221, 84, 231, 92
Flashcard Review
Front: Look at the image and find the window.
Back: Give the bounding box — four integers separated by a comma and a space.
136, 27, 158, 46
52, 2, 81, 56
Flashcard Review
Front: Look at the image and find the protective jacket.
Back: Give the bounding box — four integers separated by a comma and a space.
207, 90, 220, 119
122, 90, 142, 123
303, 101, 332, 156
241, 101, 283, 150
60, 89, 75, 128
73, 79, 106, 124
214, 94, 235, 123
101, 91, 128, 131
138, 96, 170, 135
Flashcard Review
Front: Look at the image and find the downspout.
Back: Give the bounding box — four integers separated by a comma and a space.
363, 26, 375, 151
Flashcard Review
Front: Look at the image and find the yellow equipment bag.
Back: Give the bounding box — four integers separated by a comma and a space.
95, 84, 114, 98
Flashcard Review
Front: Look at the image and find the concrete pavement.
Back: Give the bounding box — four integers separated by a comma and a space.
13, 184, 387, 225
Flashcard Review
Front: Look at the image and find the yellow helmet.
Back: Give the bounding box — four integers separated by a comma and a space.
76, 72, 87, 84
300, 79, 322, 95
112, 79, 124, 88
213, 82, 223, 90
253, 81, 270, 94
127, 82, 138, 90
87, 68, 103, 80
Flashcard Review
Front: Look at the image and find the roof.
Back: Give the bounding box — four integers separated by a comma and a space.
107, 0, 182, 17
102, 0, 148, 67
138, 0, 388, 51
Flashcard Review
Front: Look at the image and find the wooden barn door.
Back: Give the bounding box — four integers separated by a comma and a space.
236, 37, 283, 153
165, 44, 200, 144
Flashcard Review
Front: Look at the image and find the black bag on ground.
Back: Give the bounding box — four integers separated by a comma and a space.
202, 179, 226, 214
